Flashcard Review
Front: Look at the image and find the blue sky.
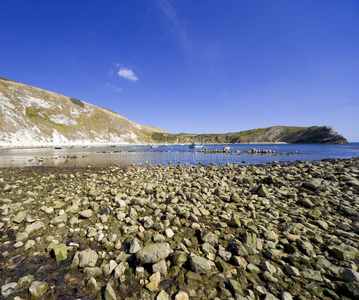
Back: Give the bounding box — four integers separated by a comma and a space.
1, 0, 358, 141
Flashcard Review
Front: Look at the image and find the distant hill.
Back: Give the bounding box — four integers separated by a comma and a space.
150, 126, 348, 144
0, 77, 348, 147
0, 77, 167, 147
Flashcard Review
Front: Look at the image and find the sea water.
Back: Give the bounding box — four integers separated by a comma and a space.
0, 143, 358, 168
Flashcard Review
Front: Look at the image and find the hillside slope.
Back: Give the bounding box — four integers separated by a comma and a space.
0, 78, 167, 147
151, 126, 348, 144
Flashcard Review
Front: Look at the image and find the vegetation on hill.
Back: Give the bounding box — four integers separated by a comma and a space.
149, 126, 347, 144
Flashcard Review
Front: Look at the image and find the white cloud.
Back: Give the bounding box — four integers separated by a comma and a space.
157, 0, 190, 50
118, 67, 138, 81
107, 83, 122, 92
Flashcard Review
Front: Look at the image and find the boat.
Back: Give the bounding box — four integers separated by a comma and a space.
223, 146, 230, 151
54, 147, 62, 150
189, 142, 203, 149
150, 144, 158, 148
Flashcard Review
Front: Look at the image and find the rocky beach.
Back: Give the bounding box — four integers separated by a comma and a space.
1, 158, 359, 300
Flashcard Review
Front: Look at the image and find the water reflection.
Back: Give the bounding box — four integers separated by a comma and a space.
0, 143, 358, 168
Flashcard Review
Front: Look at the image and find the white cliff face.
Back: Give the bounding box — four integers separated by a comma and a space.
0, 79, 163, 147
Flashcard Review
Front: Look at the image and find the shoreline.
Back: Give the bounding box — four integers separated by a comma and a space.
3, 141, 359, 151
1, 157, 359, 299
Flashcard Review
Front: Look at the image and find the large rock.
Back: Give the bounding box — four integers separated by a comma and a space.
25, 221, 45, 234
136, 243, 171, 264
175, 291, 189, 300
29, 281, 48, 298
1, 282, 17, 298
129, 237, 142, 254
17, 275, 34, 289
189, 254, 212, 275
339, 268, 359, 282
52, 243, 68, 262
228, 279, 243, 296
228, 213, 242, 228
79, 209, 93, 218
200, 231, 219, 246
79, 249, 98, 268
50, 214, 67, 225
104, 282, 116, 300
13, 211, 27, 223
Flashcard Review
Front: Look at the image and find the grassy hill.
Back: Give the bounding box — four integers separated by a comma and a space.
150, 126, 347, 144
0, 77, 167, 147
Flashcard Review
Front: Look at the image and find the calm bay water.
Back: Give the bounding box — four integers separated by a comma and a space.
0, 143, 358, 168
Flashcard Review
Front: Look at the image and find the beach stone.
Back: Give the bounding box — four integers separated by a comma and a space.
153, 260, 167, 276
231, 192, 241, 203
296, 239, 314, 257
247, 263, 260, 273
16, 231, 28, 242
262, 271, 278, 283
142, 216, 154, 229
70, 251, 80, 269
297, 198, 314, 208
165, 228, 174, 238
86, 277, 98, 290
264, 230, 279, 242
281, 291, 293, 300
79, 209, 93, 218
232, 256, 248, 269
189, 254, 212, 275
265, 293, 280, 300
228, 279, 243, 296
201, 243, 216, 255
301, 269, 323, 282
13, 211, 27, 223
1, 282, 17, 298
104, 282, 116, 300
136, 243, 171, 264
3, 184, 12, 192
25, 221, 45, 234
24, 239, 36, 251
14, 241, 24, 248
156, 290, 170, 300
131, 197, 149, 206
261, 261, 276, 275
129, 237, 142, 254
50, 213, 67, 225
173, 251, 187, 267
65, 204, 79, 214
83, 267, 102, 278
328, 245, 359, 260
316, 256, 332, 269
185, 271, 203, 289
52, 243, 68, 262
175, 291, 189, 300
284, 265, 301, 277
257, 185, 269, 197
218, 249, 232, 262
339, 268, 359, 282
153, 234, 166, 243
103, 260, 117, 276
200, 231, 218, 246
228, 213, 241, 228
242, 231, 257, 248
114, 261, 129, 278
146, 272, 161, 292
79, 248, 98, 268
29, 281, 48, 298
17, 274, 34, 289
128, 207, 137, 219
